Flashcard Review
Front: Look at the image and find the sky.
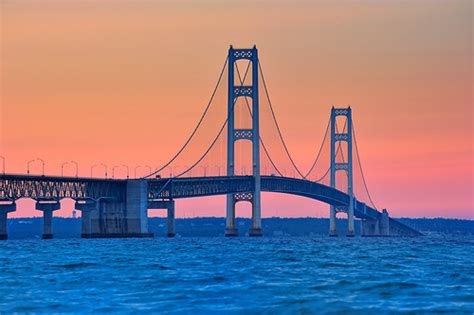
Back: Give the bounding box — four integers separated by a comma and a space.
1, 0, 472, 219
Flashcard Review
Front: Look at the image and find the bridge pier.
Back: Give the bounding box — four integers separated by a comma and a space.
84, 180, 152, 238
225, 195, 238, 236
125, 180, 152, 237
329, 205, 337, 236
167, 201, 175, 238
149, 199, 175, 237
0, 201, 16, 240
249, 200, 262, 237
361, 209, 390, 236
89, 200, 127, 237
347, 197, 355, 237
75, 199, 97, 237
379, 209, 390, 236
36, 200, 61, 239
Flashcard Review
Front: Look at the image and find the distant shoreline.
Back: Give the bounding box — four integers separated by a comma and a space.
8, 216, 474, 221
5, 217, 473, 239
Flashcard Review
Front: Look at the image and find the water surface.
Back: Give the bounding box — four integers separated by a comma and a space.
0, 235, 473, 313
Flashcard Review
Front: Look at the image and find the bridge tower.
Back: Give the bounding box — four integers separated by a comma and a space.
329, 107, 355, 237
225, 46, 262, 237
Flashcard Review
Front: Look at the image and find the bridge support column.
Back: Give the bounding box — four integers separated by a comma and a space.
361, 210, 390, 236
167, 200, 175, 238
75, 200, 97, 238
379, 209, 390, 236
329, 205, 337, 236
125, 180, 152, 237
36, 201, 61, 239
347, 196, 355, 237
0, 201, 16, 240
249, 199, 262, 237
149, 199, 175, 237
90, 201, 102, 235
225, 196, 237, 236
361, 219, 379, 236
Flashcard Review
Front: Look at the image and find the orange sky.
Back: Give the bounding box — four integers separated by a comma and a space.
1, 0, 472, 219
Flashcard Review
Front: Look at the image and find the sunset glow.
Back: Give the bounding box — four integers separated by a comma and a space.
1, 0, 472, 219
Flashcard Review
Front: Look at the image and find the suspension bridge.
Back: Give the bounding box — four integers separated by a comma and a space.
0, 46, 421, 240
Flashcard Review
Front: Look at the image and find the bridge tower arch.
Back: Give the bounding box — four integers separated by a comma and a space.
225, 46, 262, 237
329, 107, 355, 237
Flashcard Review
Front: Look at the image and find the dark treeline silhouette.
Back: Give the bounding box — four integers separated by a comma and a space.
5, 217, 473, 239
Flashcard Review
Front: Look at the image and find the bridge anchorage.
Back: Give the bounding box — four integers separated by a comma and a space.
0, 45, 422, 240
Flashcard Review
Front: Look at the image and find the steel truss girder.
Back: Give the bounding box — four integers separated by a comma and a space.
1, 174, 382, 220
0, 174, 125, 201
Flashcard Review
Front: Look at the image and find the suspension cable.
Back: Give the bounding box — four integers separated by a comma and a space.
352, 122, 378, 209
258, 60, 307, 178
173, 61, 252, 178
309, 118, 346, 183
314, 166, 331, 183
143, 57, 229, 179
303, 116, 331, 178
234, 65, 286, 177
334, 118, 347, 163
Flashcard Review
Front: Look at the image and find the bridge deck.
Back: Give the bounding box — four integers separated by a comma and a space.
0, 174, 420, 235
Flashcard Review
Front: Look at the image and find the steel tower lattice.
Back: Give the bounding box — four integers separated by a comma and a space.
329, 107, 355, 236
225, 46, 262, 236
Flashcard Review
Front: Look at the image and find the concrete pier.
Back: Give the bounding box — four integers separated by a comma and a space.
149, 199, 175, 237
361, 219, 379, 236
347, 197, 355, 237
167, 201, 175, 238
0, 201, 16, 240
329, 205, 337, 236
75, 200, 97, 237
249, 201, 263, 237
36, 201, 61, 239
87, 200, 130, 237
125, 180, 152, 237
78, 180, 152, 238
379, 209, 390, 236
361, 209, 391, 236
225, 195, 238, 237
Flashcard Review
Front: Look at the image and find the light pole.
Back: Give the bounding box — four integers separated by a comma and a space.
112, 165, 130, 179
122, 164, 129, 179
134, 165, 151, 178
61, 161, 69, 176
70, 161, 78, 177
27, 158, 45, 176
37, 158, 45, 176
0, 156, 5, 175
172, 165, 180, 177
27, 159, 35, 174
91, 163, 107, 178
112, 165, 119, 178
214, 165, 221, 176
200, 165, 208, 177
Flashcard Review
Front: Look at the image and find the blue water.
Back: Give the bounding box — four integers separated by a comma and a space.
1, 235, 473, 313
